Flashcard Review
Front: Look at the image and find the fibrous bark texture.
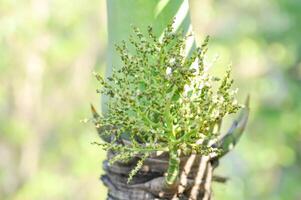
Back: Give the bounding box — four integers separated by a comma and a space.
102, 151, 220, 200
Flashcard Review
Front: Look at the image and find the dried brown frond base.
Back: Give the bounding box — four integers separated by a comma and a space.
102, 150, 223, 200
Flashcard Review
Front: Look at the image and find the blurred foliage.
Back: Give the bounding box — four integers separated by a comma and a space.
0, 0, 107, 199
0, 0, 300, 200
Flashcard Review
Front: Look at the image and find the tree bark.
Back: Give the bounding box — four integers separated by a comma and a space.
101, 151, 217, 200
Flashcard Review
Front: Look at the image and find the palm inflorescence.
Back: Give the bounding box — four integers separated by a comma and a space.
92, 22, 241, 184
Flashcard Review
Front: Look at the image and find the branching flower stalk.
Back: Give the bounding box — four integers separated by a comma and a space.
92, 22, 242, 185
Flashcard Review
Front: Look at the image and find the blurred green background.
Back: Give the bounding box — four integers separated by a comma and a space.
0, 0, 300, 199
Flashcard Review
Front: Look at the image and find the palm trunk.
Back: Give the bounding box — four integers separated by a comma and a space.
102, 151, 216, 200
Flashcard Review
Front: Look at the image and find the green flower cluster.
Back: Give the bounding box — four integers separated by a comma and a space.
93, 22, 241, 184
